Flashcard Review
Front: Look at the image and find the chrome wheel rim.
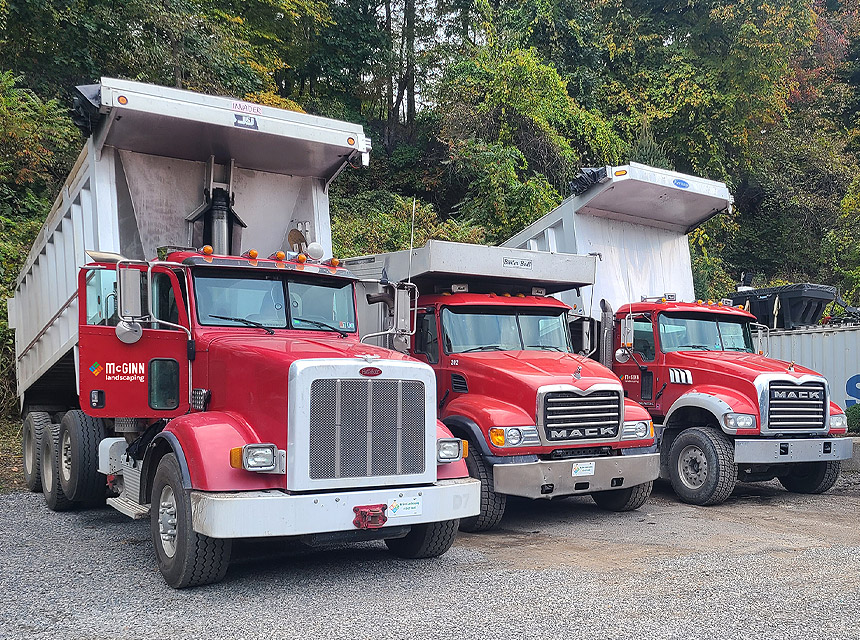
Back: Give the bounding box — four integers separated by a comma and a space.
43, 441, 54, 493
158, 485, 178, 558
61, 430, 72, 483
23, 425, 33, 476
678, 444, 708, 489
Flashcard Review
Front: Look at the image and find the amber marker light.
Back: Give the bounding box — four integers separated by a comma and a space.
614, 169, 628, 176
462, 440, 469, 458
489, 428, 506, 447
297, 253, 307, 264
276, 251, 286, 260
117, 95, 128, 105
347, 137, 356, 145
330, 258, 340, 267
249, 249, 258, 259
229, 447, 243, 469
202, 245, 214, 255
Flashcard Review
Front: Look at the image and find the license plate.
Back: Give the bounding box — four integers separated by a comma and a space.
571, 462, 596, 477
387, 495, 422, 517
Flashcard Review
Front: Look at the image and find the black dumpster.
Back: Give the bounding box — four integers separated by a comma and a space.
730, 283, 836, 329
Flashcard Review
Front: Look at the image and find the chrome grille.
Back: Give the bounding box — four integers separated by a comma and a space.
309, 378, 426, 479
542, 390, 622, 441
768, 381, 826, 430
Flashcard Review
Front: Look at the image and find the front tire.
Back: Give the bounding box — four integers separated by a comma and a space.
778, 460, 841, 494
385, 519, 459, 558
591, 481, 653, 512
41, 423, 74, 511
668, 427, 737, 506
57, 410, 106, 503
151, 454, 231, 588
22, 412, 51, 492
458, 442, 506, 532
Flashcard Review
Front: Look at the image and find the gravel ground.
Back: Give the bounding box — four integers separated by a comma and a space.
3, 476, 860, 640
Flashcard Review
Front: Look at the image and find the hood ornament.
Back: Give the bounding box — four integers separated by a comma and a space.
788, 361, 795, 372
573, 365, 582, 381
357, 353, 381, 363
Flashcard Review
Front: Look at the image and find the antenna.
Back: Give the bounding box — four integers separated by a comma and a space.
407, 197, 417, 284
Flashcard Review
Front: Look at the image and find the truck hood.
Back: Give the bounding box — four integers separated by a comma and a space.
206, 334, 414, 367
669, 350, 822, 379
457, 350, 622, 396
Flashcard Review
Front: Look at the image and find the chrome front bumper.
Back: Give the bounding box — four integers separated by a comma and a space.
190, 477, 480, 538
491, 453, 660, 499
734, 437, 853, 464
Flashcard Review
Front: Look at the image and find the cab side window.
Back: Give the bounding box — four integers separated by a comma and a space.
85, 270, 119, 326
633, 317, 656, 361
151, 272, 180, 330
414, 313, 439, 363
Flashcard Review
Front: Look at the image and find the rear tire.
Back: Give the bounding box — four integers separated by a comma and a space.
151, 454, 231, 588
591, 481, 653, 512
458, 443, 506, 532
58, 410, 106, 504
668, 427, 737, 506
778, 460, 841, 494
41, 423, 74, 511
385, 519, 459, 558
22, 412, 50, 492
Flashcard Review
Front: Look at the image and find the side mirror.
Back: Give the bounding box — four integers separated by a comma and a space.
620, 315, 634, 349
615, 347, 630, 364
115, 320, 143, 344
393, 286, 413, 335
117, 267, 146, 320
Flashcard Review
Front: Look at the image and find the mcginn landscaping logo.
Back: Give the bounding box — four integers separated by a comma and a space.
89, 362, 103, 376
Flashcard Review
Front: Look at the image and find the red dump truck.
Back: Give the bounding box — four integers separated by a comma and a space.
9, 78, 479, 587
345, 241, 659, 530
504, 163, 851, 505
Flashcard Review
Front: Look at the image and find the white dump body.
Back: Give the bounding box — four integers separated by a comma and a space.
8, 77, 369, 403
768, 324, 860, 410
503, 162, 733, 319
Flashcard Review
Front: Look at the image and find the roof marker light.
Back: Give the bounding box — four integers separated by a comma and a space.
330, 258, 340, 267
297, 254, 307, 264
202, 245, 214, 255
242, 249, 258, 259
270, 251, 286, 261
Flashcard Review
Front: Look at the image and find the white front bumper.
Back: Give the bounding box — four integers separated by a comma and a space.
190, 478, 480, 538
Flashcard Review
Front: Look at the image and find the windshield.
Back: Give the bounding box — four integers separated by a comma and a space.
441, 307, 572, 354
193, 270, 356, 333
658, 313, 754, 353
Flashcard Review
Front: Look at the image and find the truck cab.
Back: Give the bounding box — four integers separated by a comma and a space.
345, 241, 659, 531
611, 300, 849, 505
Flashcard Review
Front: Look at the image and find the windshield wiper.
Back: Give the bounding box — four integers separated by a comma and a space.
526, 344, 565, 352
209, 314, 275, 335
461, 345, 504, 353
292, 317, 348, 338
684, 344, 712, 350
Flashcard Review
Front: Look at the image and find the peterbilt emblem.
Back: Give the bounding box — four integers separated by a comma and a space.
772, 390, 822, 400
359, 367, 382, 377
550, 427, 616, 439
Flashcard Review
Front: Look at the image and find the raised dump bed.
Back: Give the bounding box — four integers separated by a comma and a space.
504, 163, 733, 319
8, 77, 370, 409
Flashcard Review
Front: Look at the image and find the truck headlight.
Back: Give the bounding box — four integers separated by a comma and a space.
622, 421, 651, 439
437, 438, 464, 462
230, 444, 277, 472
830, 414, 847, 430
724, 413, 756, 430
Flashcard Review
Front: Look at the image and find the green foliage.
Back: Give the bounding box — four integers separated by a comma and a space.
331, 190, 484, 258
847, 404, 860, 433
629, 118, 673, 170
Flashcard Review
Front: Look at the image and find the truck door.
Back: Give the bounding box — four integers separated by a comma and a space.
78, 263, 192, 418
615, 314, 658, 409
411, 309, 445, 405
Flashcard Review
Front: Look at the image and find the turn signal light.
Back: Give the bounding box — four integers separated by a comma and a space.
202, 245, 214, 255
229, 447, 243, 469
489, 428, 505, 447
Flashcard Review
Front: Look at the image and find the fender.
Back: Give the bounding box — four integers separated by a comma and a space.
436, 421, 469, 479
443, 394, 534, 456
159, 411, 283, 492
664, 384, 759, 435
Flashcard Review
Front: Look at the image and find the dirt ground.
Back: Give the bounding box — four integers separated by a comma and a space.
0, 418, 26, 493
